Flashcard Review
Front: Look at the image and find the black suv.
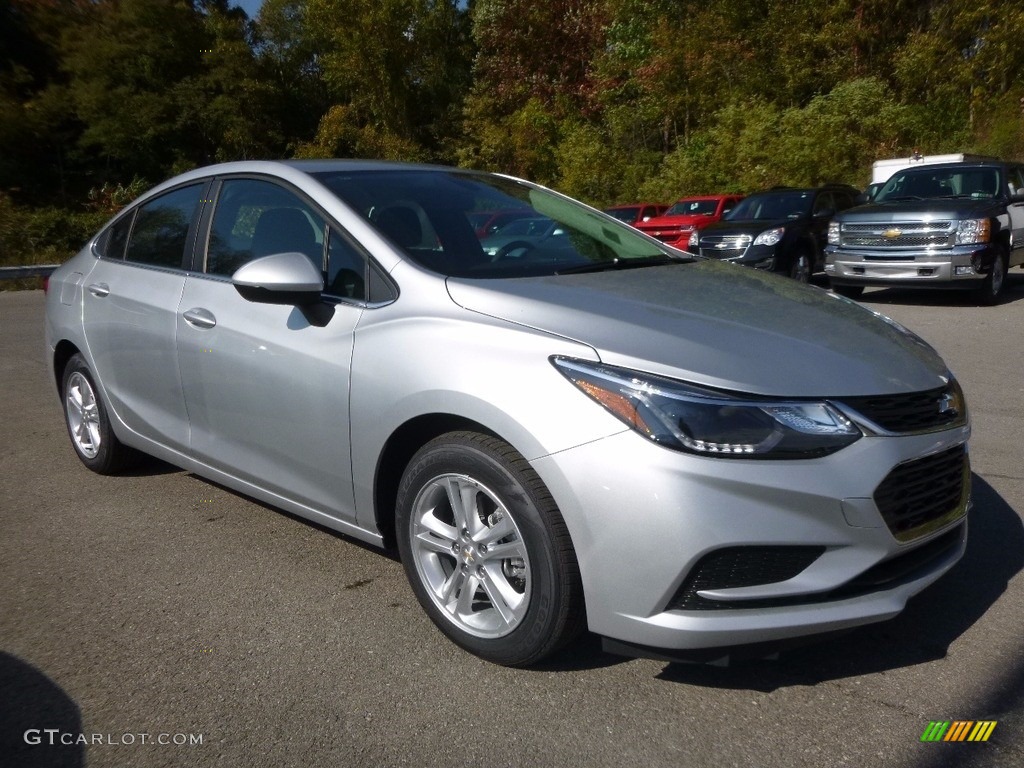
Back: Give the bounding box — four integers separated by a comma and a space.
687, 184, 860, 282
825, 160, 1024, 304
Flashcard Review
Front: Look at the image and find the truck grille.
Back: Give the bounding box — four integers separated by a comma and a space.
873, 445, 969, 542
839, 221, 955, 250
697, 234, 751, 260
837, 383, 964, 434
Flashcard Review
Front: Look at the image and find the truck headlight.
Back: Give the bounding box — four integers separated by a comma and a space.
688, 230, 700, 250
955, 218, 991, 245
828, 221, 840, 245
553, 357, 861, 459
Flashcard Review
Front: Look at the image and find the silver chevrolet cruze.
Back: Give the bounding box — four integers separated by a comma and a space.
45, 160, 971, 666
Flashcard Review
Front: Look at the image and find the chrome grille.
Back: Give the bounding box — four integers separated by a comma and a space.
698, 234, 751, 260
839, 221, 955, 249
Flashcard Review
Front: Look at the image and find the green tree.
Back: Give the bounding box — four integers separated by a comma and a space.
296, 0, 473, 161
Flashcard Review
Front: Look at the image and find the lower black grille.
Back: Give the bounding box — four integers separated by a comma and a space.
667, 546, 825, 610
837, 383, 965, 433
666, 526, 965, 611
874, 445, 969, 542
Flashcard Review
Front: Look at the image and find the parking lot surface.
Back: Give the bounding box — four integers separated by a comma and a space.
2, 279, 1023, 768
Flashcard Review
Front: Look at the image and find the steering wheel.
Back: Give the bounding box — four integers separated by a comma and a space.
494, 241, 535, 261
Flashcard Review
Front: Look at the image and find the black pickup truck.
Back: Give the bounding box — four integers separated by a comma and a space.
825, 160, 1024, 304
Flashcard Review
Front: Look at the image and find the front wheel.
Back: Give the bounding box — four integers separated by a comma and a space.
787, 250, 812, 283
975, 249, 1007, 305
395, 431, 584, 666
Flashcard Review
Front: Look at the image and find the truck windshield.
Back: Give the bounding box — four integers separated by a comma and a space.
876, 168, 1001, 202
666, 199, 719, 216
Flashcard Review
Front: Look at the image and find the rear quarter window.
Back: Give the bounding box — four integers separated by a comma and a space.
124, 185, 204, 269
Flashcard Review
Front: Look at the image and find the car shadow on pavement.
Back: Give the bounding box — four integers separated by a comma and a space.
0, 652, 84, 767
859, 272, 1024, 307
654, 474, 1022, 691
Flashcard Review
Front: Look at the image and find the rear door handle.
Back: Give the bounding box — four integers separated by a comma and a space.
182, 307, 217, 329
87, 282, 110, 297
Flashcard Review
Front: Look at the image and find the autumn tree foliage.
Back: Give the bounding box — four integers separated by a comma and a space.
2, 0, 1023, 272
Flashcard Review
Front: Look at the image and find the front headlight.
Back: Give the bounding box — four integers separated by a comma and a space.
688, 230, 700, 249
752, 227, 785, 247
553, 358, 861, 459
955, 218, 991, 245
827, 221, 840, 245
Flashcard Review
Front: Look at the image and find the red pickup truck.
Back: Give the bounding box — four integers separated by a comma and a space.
636, 195, 744, 248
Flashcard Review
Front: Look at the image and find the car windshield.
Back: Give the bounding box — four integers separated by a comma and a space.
875, 167, 1001, 202
727, 191, 813, 220
665, 199, 719, 216
603, 206, 641, 223
314, 169, 681, 278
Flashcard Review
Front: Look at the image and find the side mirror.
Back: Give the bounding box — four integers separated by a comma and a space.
232, 251, 324, 305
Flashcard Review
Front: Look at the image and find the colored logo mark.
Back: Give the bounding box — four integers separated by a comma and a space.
921, 721, 997, 742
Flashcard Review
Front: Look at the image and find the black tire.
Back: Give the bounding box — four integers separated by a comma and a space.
832, 284, 864, 299
395, 431, 584, 666
975, 248, 1007, 306
786, 249, 812, 283
61, 353, 139, 474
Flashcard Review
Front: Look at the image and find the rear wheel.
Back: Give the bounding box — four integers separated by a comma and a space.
61, 353, 139, 474
395, 431, 584, 666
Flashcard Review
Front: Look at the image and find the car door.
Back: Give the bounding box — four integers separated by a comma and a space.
81, 182, 207, 451
809, 191, 837, 264
1006, 165, 1024, 268
175, 176, 368, 520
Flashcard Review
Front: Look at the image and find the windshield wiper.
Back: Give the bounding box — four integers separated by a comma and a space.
555, 255, 693, 275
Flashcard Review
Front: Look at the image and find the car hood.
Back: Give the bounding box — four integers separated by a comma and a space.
701, 218, 798, 236
446, 260, 949, 397
839, 198, 1000, 221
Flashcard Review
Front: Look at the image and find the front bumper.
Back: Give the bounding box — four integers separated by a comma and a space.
825, 243, 997, 288
533, 424, 969, 651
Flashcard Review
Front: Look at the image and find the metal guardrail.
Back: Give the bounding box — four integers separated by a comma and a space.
0, 264, 60, 280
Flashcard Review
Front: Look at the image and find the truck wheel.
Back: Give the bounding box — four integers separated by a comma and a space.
975, 250, 1007, 306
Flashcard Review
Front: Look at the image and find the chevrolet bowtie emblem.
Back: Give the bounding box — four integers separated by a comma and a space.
882, 228, 903, 239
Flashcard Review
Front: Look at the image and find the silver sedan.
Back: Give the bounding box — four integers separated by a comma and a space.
45, 160, 971, 666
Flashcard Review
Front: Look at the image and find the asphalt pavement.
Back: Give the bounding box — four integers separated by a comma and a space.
2, 279, 1023, 768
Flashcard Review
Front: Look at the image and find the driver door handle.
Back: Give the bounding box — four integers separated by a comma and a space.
87, 282, 110, 297
182, 307, 217, 329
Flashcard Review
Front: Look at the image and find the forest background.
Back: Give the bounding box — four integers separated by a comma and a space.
2, 0, 1023, 277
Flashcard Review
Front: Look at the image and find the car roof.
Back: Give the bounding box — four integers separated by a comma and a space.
746, 184, 857, 196
894, 160, 1012, 172
674, 194, 740, 200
